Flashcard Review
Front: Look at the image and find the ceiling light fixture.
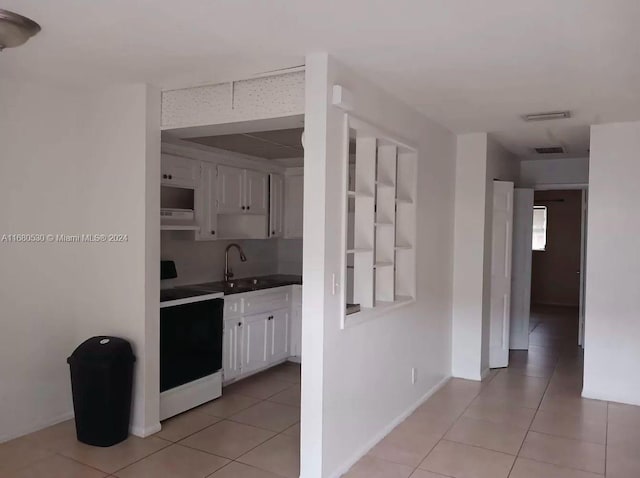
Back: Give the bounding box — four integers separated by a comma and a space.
0, 9, 41, 51
522, 111, 571, 122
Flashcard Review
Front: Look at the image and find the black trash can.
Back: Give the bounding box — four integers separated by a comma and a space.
67, 336, 136, 447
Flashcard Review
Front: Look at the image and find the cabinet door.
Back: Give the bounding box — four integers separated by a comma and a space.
223, 318, 243, 382
161, 155, 198, 189
245, 169, 268, 215
243, 313, 269, 374
217, 165, 245, 214
268, 308, 289, 363
269, 174, 285, 238
195, 162, 217, 240
289, 305, 302, 358
284, 174, 303, 238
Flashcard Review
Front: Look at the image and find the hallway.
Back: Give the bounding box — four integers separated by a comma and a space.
345, 305, 640, 478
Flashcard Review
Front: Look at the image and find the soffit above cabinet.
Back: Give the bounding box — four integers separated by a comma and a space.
187, 128, 304, 159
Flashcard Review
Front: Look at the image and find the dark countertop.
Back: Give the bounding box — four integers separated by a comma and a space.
161, 274, 302, 302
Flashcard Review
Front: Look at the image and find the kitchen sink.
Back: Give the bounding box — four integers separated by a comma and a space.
179, 275, 301, 296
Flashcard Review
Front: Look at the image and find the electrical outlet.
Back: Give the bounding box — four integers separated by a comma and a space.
411, 367, 417, 384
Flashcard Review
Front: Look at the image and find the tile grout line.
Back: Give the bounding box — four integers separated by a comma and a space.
406, 370, 502, 477
506, 342, 559, 478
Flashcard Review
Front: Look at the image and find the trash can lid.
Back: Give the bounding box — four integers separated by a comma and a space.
67, 336, 136, 365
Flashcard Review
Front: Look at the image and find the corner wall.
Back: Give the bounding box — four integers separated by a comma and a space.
583, 121, 640, 406
451, 134, 518, 379
302, 53, 456, 478
0, 79, 160, 441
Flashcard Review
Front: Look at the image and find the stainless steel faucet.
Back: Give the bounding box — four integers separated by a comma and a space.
224, 243, 247, 282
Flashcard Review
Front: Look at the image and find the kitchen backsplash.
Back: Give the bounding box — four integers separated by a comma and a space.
161, 233, 303, 286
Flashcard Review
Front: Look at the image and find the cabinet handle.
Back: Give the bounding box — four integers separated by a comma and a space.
247, 206, 250, 210
238, 322, 242, 327
168, 174, 173, 179
242, 206, 246, 210
268, 315, 274, 320
211, 230, 215, 235
162, 174, 167, 179
272, 230, 276, 235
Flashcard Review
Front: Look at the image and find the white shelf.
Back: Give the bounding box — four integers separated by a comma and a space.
346, 248, 373, 254
396, 197, 414, 205
376, 179, 395, 188
375, 221, 394, 228
374, 262, 394, 268
348, 190, 374, 199
394, 244, 413, 250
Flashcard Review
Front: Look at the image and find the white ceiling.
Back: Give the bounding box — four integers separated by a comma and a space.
3, 0, 639, 159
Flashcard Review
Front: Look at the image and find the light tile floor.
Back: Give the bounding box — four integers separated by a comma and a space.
3, 306, 640, 477
0, 362, 301, 478
345, 305, 640, 478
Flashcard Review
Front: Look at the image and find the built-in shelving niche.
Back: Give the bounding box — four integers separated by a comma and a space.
343, 116, 417, 327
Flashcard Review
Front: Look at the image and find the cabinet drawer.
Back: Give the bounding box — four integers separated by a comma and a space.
243, 288, 290, 315
223, 297, 242, 317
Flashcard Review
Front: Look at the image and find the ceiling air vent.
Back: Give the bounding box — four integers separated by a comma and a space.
534, 146, 565, 155
523, 111, 571, 122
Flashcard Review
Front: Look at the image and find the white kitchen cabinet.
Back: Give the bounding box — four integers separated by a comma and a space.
161, 154, 198, 189
268, 308, 289, 362
269, 174, 284, 238
217, 165, 268, 215
289, 304, 302, 359
217, 165, 245, 214
221, 286, 294, 383
245, 169, 269, 215
195, 162, 218, 240
223, 318, 243, 382
242, 313, 269, 374
284, 172, 303, 238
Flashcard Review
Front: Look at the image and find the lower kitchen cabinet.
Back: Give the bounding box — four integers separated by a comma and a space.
243, 313, 270, 374
268, 308, 289, 363
222, 287, 294, 384
222, 318, 243, 382
289, 304, 302, 359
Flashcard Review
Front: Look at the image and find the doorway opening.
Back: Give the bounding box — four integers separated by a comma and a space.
529, 189, 585, 356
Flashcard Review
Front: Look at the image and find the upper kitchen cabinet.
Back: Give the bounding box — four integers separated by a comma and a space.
217, 165, 268, 215
284, 172, 303, 238
245, 169, 269, 215
217, 165, 245, 214
161, 154, 198, 189
195, 161, 217, 240
269, 174, 284, 238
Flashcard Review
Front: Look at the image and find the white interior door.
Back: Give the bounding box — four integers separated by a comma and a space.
509, 189, 534, 350
490, 180, 514, 368
578, 189, 588, 347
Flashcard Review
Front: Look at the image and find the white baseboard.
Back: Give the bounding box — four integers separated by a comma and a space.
288, 356, 302, 364
328, 376, 451, 478
0, 410, 74, 444
480, 368, 492, 380
131, 422, 162, 438
582, 387, 640, 407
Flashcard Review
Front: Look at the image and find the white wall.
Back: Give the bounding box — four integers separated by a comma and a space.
451, 133, 489, 380
301, 53, 456, 478
451, 134, 518, 380
277, 239, 303, 275
520, 157, 589, 187
583, 121, 640, 406
161, 236, 280, 285
0, 79, 159, 441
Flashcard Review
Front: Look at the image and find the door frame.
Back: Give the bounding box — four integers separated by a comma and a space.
514, 182, 589, 348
